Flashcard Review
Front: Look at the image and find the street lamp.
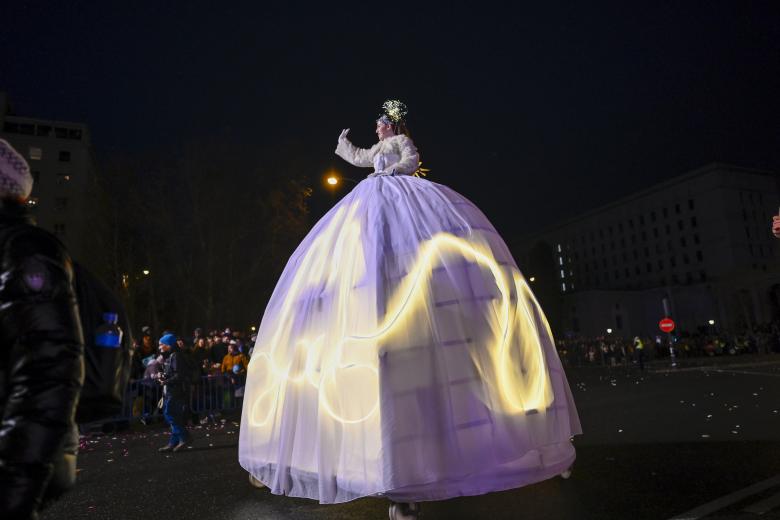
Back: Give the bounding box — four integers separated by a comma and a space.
325, 172, 357, 188
142, 269, 150, 276
606, 328, 613, 334
708, 319, 715, 325
529, 276, 536, 282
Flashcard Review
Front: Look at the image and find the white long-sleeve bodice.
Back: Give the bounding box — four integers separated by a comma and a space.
335, 134, 419, 175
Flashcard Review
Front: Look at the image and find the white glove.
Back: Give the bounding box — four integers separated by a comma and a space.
338, 128, 350, 143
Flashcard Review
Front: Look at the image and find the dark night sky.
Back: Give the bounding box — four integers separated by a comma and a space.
2, 2, 779, 237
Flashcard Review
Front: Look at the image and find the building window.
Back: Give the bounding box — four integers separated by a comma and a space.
688, 199, 695, 210
29, 147, 42, 160
32, 171, 41, 183
58, 151, 71, 162
54, 197, 68, 211
646, 263, 652, 273
36, 125, 52, 137
651, 211, 657, 222
663, 207, 668, 218
699, 271, 706, 282
696, 251, 703, 262
677, 220, 684, 231
691, 216, 697, 227
14, 123, 35, 135
694, 234, 700, 245
56, 174, 71, 184
653, 228, 659, 238
675, 203, 681, 214
55, 127, 68, 138
680, 237, 686, 247
54, 223, 66, 236
68, 128, 82, 140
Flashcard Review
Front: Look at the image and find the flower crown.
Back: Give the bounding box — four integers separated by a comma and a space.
376, 99, 408, 126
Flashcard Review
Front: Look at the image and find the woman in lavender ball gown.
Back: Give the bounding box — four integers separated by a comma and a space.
239, 100, 581, 519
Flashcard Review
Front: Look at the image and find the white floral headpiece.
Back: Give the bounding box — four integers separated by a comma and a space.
377, 99, 408, 126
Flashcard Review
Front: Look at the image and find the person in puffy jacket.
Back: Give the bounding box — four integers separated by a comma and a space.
0, 139, 84, 519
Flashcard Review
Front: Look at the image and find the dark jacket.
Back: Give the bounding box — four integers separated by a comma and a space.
161, 348, 192, 399
0, 201, 84, 519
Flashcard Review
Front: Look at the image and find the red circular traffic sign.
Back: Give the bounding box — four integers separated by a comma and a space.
659, 318, 675, 333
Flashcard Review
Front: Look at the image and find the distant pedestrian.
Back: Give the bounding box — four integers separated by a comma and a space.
634, 336, 645, 371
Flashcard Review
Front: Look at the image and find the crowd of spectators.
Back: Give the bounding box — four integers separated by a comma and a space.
556, 321, 780, 367
128, 326, 255, 425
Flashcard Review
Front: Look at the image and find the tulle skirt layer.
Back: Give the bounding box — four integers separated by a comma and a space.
239, 175, 581, 503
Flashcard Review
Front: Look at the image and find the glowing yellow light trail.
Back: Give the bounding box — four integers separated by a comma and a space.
248, 201, 554, 428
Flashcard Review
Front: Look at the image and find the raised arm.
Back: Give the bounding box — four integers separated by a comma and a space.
335, 129, 379, 168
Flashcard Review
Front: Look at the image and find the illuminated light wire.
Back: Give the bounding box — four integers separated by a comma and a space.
247, 201, 554, 428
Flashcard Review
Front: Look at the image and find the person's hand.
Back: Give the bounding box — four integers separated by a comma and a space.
338, 128, 350, 142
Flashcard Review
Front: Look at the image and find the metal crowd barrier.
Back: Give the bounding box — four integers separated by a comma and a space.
116, 374, 243, 422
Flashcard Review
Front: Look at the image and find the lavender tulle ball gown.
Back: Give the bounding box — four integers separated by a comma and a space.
239, 132, 581, 505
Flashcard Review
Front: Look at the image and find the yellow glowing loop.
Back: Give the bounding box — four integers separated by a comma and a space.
248, 201, 554, 429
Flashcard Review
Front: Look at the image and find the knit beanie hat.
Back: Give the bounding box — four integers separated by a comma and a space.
159, 333, 177, 348
0, 139, 33, 201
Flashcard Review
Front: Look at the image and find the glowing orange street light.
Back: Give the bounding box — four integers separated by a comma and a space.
326, 176, 339, 186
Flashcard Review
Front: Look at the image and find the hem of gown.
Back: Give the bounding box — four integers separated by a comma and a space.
241, 440, 576, 504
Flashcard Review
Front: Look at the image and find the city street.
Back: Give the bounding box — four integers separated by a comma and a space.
43, 355, 780, 520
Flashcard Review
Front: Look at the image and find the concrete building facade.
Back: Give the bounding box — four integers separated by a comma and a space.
0, 91, 97, 263
517, 163, 780, 338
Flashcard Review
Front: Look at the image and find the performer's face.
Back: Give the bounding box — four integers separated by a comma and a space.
376, 121, 395, 141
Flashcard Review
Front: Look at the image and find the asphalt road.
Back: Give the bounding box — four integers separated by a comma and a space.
41, 355, 780, 520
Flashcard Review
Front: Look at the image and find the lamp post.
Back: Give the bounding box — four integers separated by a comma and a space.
325, 174, 357, 188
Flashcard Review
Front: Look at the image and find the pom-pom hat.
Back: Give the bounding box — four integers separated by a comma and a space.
0, 139, 33, 201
